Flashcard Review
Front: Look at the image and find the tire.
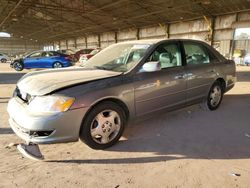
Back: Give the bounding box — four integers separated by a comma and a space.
80, 101, 126, 150
206, 81, 223, 111
13, 61, 24, 71
1, 58, 7, 63
52, 62, 63, 68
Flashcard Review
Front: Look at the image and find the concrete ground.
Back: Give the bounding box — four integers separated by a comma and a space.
0, 63, 250, 188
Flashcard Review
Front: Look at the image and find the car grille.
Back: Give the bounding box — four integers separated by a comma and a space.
14, 87, 32, 103
11, 118, 54, 137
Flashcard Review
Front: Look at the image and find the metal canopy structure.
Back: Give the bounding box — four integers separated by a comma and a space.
0, 0, 250, 43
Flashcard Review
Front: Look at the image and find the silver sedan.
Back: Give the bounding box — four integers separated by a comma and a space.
8, 39, 236, 150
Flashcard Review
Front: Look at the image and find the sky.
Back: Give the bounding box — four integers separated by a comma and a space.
0, 32, 11, 37
235, 28, 250, 39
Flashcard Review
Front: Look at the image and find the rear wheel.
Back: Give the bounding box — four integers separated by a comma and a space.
80, 101, 126, 149
52, 62, 63, 68
13, 61, 24, 71
206, 81, 223, 111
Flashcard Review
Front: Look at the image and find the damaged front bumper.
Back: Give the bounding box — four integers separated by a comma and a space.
7, 97, 87, 144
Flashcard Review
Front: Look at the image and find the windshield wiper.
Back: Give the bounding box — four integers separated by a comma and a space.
94, 65, 125, 73
94, 66, 110, 70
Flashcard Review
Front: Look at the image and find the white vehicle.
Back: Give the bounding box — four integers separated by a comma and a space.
0, 53, 9, 63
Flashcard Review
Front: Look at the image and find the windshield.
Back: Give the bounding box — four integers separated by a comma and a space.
24, 51, 39, 58
83, 43, 151, 72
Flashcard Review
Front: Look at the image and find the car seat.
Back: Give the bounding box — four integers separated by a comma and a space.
159, 53, 174, 68
191, 54, 208, 64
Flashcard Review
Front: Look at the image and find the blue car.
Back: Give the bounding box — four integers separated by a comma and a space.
11, 51, 72, 71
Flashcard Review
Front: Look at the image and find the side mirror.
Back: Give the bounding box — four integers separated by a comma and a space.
141, 61, 161, 72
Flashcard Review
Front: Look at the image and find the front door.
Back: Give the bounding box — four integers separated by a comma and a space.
24, 51, 42, 68
134, 41, 187, 117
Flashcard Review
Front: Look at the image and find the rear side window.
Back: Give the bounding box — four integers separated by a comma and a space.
41, 52, 48, 57
183, 43, 210, 65
204, 45, 224, 62
49, 51, 61, 56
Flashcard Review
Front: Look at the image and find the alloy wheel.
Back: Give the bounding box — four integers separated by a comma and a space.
14, 62, 23, 71
53, 62, 62, 68
209, 85, 222, 107
90, 110, 121, 144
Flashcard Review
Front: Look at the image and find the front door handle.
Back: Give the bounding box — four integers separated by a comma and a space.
185, 73, 193, 77
174, 74, 184, 79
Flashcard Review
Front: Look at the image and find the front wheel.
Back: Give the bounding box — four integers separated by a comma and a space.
206, 81, 223, 111
13, 61, 24, 71
80, 101, 126, 149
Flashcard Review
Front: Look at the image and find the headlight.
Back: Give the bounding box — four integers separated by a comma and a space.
28, 96, 74, 114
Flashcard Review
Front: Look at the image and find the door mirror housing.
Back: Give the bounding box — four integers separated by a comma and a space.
141, 61, 161, 72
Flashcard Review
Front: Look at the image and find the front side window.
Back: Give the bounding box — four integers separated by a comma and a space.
184, 43, 210, 65
28, 52, 41, 58
147, 43, 182, 69
83, 43, 151, 72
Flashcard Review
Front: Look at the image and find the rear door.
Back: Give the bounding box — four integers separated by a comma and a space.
39, 51, 56, 68
182, 41, 216, 105
134, 41, 187, 117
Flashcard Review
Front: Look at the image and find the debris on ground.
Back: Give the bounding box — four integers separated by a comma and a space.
4, 143, 18, 149
229, 173, 241, 177
245, 133, 250, 138
17, 143, 44, 161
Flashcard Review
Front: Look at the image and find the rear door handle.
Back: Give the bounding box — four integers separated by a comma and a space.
209, 69, 215, 73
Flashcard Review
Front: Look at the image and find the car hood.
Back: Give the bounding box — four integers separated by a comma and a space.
17, 67, 122, 96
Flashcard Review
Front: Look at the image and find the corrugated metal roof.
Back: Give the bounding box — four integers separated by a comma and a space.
0, 0, 250, 42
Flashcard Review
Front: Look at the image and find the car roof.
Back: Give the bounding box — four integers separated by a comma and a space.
29, 50, 57, 53
118, 39, 162, 45
117, 38, 206, 45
